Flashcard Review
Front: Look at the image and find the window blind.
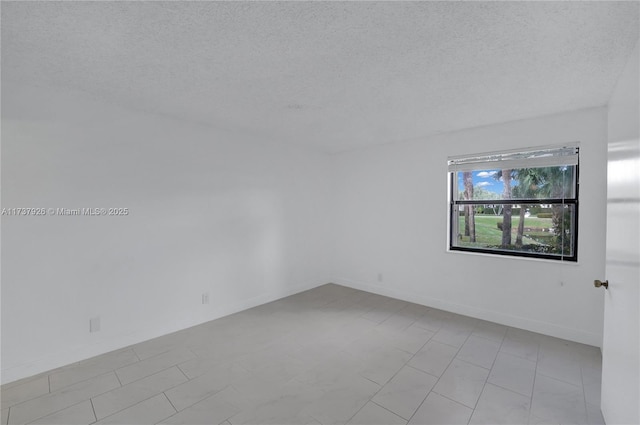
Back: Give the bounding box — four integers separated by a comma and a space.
448, 143, 579, 172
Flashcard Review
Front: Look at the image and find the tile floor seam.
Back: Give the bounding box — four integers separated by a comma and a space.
535, 372, 584, 390
406, 390, 471, 424
433, 332, 473, 350
447, 330, 473, 363
580, 364, 595, 421
469, 332, 507, 344
130, 347, 174, 364
156, 408, 180, 425
365, 327, 435, 403
358, 315, 382, 325
163, 382, 229, 413
122, 364, 186, 388
500, 327, 540, 362
175, 364, 190, 381
89, 398, 97, 424
483, 380, 531, 399
402, 329, 471, 424
536, 369, 586, 388
343, 399, 369, 424
3, 370, 119, 412
411, 322, 440, 333
94, 392, 166, 423
427, 337, 478, 413
162, 391, 179, 415
404, 364, 439, 380
370, 398, 410, 422
42, 351, 137, 386
115, 361, 191, 388
161, 392, 178, 418
24, 399, 91, 425
467, 324, 507, 422
429, 383, 475, 410
452, 356, 492, 372
498, 348, 536, 363
381, 314, 416, 333
359, 375, 380, 387
47, 369, 120, 396
309, 413, 324, 425
528, 338, 541, 425
131, 348, 141, 362
91, 368, 192, 418
113, 369, 123, 387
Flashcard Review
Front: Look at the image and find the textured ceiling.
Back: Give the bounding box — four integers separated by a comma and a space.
2, 1, 639, 153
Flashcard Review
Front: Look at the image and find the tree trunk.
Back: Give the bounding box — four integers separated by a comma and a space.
501, 169, 512, 247
468, 206, 476, 243
464, 205, 470, 236
515, 206, 526, 248
463, 172, 475, 242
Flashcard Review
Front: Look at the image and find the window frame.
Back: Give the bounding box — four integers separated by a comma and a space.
447, 145, 580, 262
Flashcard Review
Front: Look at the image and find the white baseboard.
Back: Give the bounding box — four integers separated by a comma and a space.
1, 279, 326, 385
333, 277, 602, 347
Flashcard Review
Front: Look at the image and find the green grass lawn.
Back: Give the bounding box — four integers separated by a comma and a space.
457, 215, 554, 248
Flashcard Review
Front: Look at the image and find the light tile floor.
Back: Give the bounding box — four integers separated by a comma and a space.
1, 284, 604, 425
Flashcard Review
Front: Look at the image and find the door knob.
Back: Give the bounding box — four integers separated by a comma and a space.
594, 279, 609, 289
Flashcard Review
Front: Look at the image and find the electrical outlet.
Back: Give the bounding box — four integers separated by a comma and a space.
378, 273, 383, 282
89, 316, 101, 333
202, 292, 210, 305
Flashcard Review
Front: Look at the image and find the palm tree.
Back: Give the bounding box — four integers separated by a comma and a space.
513, 166, 574, 254
544, 166, 574, 255
512, 183, 527, 248
512, 168, 543, 248
463, 171, 476, 242
501, 169, 513, 247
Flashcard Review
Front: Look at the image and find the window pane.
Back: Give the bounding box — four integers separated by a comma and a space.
456, 166, 576, 201
451, 203, 576, 258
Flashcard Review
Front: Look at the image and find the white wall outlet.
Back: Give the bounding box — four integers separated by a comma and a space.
202, 292, 210, 304
378, 273, 383, 282
89, 316, 101, 333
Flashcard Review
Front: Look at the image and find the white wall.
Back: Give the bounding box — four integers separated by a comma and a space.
0, 82, 612, 384
332, 107, 608, 346
1, 83, 334, 384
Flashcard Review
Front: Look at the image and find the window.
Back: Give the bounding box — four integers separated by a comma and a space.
448, 144, 579, 261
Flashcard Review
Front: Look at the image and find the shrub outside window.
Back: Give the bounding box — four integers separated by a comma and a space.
448, 144, 579, 261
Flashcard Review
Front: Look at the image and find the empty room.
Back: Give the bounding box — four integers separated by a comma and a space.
1, 2, 639, 425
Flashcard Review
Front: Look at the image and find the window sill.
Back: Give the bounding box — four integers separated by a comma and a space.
446, 247, 580, 265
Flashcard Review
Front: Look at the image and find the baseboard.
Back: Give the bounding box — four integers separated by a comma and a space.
1, 279, 327, 385
333, 277, 602, 347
